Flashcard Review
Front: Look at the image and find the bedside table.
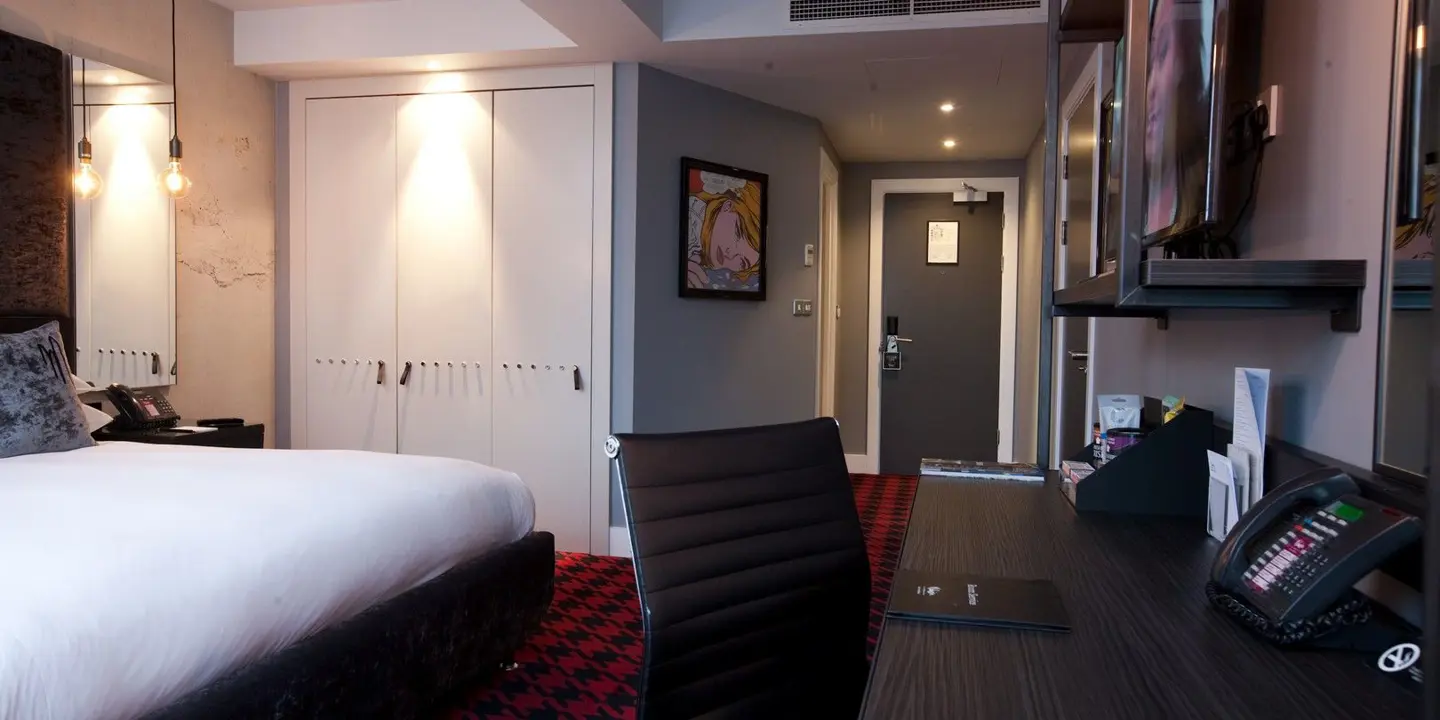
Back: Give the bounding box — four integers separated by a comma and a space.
94, 423, 265, 449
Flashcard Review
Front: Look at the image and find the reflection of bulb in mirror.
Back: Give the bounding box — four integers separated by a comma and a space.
159, 160, 192, 199
74, 162, 103, 199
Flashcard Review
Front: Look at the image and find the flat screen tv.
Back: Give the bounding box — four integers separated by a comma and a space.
1142, 0, 1263, 247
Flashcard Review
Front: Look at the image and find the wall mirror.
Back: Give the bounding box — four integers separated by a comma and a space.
70, 57, 177, 388
1377, 0, 1434, 482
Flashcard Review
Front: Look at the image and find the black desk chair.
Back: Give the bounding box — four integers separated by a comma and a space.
609, 418, 871, 720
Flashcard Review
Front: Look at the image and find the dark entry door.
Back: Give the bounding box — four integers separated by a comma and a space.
879, 192, 1004, 475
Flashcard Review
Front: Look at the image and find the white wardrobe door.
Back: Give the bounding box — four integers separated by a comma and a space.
304, 96, 398, 452
492, 87, 595, 553
396, 91, 494, 463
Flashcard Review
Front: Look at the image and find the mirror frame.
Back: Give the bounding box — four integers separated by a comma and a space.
1374, 0, 1431, 488
66, 53, 179, 389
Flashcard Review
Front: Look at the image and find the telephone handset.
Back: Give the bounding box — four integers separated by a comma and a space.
105, 383, 180, 431
1207, 467, 1421, 645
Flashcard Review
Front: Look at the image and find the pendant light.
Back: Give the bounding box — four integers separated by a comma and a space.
158, 0, 192, 199
73, 58, 103, 199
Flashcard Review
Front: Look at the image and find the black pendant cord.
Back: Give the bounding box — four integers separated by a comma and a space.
169, 0, 180, 151
80, 58, 89, 143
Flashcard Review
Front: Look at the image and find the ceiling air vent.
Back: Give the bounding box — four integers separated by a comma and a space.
914, 0, 1040, 13
789, 0, 1039, 22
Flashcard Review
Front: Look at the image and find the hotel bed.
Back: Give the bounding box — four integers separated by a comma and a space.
0, 442, 555, 720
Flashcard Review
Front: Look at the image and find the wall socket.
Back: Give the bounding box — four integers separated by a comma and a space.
792, 299, 814, 316
1256, 84, 1282, 140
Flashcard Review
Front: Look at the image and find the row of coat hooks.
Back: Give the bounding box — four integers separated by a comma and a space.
92, 348, 166, 375
312, 358, 584, 390
313, 359, 578, 370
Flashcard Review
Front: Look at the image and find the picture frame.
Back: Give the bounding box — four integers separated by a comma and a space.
926, 220, 960, 265
679, 157, 768, 300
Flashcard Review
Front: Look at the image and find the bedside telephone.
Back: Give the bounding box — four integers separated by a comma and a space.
1207, 468, 1421, 645
105, 383, 180, 431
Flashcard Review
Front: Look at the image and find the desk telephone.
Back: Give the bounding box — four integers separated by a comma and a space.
105, 383, 180, 431
1207, 468, 1421, 645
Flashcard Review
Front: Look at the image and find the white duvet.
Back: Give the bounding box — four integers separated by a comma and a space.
0, 443, 535, 720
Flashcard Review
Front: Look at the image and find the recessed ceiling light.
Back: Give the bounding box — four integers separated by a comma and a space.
939, 102, 955, 113
425, 61, 441, 71
103, 75, 119, 85
942, 139, 957, 149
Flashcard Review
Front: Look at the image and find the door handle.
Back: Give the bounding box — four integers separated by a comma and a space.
573, 366, 583, 391
1067, 351, 1089, 361
399, 361, 412, 386
377, 360, 386, 385
895, 337, 913, 343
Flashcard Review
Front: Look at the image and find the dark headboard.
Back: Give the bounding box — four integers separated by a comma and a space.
0, 29, 74, 357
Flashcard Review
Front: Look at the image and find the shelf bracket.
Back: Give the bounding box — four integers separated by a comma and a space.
1330, 302, 1362, 333
1155, 314, 1170, 331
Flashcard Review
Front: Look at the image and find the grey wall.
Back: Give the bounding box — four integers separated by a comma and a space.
835, 159, 1028, 454
1014, 132, 1046, 463
1092, 0, 1395, 467
610, 64, 826, 525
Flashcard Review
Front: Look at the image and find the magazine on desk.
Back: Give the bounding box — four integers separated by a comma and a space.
921, 458, 1044, 482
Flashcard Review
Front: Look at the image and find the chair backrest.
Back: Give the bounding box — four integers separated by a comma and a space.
611, 418, 871, 720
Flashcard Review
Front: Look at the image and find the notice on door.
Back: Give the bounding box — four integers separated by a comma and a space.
927, 221, 959, 265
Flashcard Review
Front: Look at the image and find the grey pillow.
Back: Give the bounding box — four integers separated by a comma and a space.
0, 322, 95, 458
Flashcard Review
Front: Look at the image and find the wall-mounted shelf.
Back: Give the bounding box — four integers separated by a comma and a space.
1058, 0, 1123, 42
1391, 258, 1432, 310
1052, 259, 1368, 331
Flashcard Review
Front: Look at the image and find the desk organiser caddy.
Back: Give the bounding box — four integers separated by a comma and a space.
1061, 398, 1214, 517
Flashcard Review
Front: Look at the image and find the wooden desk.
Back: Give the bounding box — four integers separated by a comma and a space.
861, 476, 1420, 719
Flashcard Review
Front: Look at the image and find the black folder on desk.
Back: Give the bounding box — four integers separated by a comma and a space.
887, 570, 1071, 633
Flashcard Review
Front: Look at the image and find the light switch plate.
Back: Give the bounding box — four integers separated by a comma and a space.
793, 299, 814, 316
1257, 85, 1281, 140
804, 244, 816, 267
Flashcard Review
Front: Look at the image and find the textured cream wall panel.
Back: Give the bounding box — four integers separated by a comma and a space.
0, 0, 277, 441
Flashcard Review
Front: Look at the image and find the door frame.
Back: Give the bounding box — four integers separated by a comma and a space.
279, 64, 615, 555
856, 176, 1021, 475
816, 148, 841, 417
1049, 45, 1109, 469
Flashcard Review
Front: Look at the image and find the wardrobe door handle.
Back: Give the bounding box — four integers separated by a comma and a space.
151, 352, 161, 375
377, 360, 386, 385
573, 366, 582, 391
400, 361, 412, 386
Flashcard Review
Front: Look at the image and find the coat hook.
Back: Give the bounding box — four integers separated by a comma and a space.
329, 358, 334, 364
341, 359, 347, 364
462, 362, 468, 368
315, 358, 321, 363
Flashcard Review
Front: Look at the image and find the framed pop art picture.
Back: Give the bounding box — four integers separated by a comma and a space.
680, 157, 768, 300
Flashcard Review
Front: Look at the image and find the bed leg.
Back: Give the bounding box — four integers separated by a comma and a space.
500, 660, 520, 672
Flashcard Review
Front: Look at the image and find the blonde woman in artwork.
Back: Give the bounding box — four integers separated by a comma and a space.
686, 176, 763, 292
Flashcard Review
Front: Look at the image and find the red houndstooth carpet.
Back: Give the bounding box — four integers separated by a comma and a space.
448, 473, 917, 720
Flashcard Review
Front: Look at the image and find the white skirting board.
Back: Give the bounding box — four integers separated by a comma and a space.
845, 453, 876, 475
609, 526, 633, 558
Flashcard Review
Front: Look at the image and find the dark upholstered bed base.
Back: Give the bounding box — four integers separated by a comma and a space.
142, 531, 556, 720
